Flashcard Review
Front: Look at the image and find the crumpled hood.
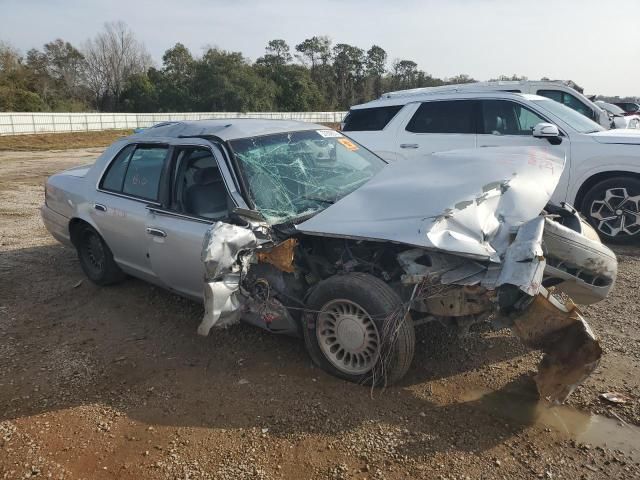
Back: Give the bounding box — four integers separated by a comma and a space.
589, 129, 640, 145
298, 147, 565, 261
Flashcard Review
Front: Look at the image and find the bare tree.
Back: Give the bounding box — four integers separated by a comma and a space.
0, 41, 22, 73
83, 21, 152, 110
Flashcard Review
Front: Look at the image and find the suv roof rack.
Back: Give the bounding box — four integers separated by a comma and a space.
380, 79, 571, 100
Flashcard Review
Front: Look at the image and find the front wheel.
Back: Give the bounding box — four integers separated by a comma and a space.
580, 176, 640, 244
303, 273, 415, 386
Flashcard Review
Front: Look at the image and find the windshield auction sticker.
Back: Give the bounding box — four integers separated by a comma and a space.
316, 129, 343, 138
337, 137, 359, 151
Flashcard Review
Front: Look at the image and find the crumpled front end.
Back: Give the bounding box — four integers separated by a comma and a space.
399, 214, 607, 404
197, 146, 615, 404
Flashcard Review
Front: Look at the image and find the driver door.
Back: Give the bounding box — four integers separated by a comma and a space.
146, 146, 234, 301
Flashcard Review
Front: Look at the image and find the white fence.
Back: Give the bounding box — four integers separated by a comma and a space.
0, 111, 348, 136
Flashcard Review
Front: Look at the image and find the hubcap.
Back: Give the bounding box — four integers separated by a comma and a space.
84, 232, 105, 273
590, 187, 640, 237
317, 299, 380, 375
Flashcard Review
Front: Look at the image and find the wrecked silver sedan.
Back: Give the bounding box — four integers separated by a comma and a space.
41, 120, 617, 403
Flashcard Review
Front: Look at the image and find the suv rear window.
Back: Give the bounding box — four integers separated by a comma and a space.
342, 105, 403, 131
405, 100, 475, 134
616, 102, 639, 113
537, 89, 594, 120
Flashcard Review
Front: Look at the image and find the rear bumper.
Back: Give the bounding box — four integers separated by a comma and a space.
41, 205, 72, 248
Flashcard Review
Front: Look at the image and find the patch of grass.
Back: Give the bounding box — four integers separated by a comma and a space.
0, 129, 134, 151
0, 122, 341, 152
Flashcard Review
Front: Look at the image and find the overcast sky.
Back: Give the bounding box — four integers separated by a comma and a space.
2, 0, 640, 96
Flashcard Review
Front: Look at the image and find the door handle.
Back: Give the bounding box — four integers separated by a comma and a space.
400, 143, 419, 149
93, 203, 107, 212
146, 227, 167, 238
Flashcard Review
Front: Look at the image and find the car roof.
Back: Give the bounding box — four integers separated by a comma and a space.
129, 118, 326, 142
380, 80, 574, 98
349, 91, 546, 110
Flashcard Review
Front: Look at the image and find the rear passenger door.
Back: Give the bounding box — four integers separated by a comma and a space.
93, 143, 170, 283
394, 100, 477, 160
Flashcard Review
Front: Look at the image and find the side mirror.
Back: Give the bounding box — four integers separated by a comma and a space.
532, 122, 562, 145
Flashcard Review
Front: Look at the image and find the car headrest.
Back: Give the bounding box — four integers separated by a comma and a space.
193, 167, 221, 186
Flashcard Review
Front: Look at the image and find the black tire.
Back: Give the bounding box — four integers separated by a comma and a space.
580, 176, 640, 244
75, 224, 125, 285
302, 273, 415, 386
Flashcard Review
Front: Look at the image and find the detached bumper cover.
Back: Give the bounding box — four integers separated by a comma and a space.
511, 289, 602, 404
542, 217, 617, 305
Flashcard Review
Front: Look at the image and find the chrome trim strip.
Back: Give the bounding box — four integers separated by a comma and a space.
96, 188, 162, 206
146, 206, 215, 224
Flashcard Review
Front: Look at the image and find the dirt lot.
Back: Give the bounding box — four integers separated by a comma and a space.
0, 131, 133, 152
1, 147, 639, 479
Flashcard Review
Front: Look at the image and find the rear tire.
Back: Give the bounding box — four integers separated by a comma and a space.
75, 224, 125, 285
303, 273, 415, 386
580, 177, 640, 244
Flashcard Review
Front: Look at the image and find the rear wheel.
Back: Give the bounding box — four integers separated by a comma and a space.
581, 177, 640, 244
303, 273, 415, 386
75, 224, 125, 285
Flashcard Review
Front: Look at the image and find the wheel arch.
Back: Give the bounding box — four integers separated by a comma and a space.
574, 170, 640, 211
68, 217, 101, 247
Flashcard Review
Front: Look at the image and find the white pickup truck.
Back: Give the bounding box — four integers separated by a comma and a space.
343, 90, 640, 243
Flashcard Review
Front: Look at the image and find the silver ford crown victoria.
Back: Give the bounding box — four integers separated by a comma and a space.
42, 119, 617, 403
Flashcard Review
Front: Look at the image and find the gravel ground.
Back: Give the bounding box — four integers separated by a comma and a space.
1, 148, 639, 479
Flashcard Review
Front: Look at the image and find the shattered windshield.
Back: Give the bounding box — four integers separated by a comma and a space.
229, 129, 386, 224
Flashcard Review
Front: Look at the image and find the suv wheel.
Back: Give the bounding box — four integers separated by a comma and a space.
303, 273, 415, 386
581, 177, 640, 243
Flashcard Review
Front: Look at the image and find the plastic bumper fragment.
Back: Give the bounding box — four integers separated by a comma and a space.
511, 288, 602, 404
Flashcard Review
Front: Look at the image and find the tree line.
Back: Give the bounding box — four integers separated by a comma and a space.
1, 21, 540, 113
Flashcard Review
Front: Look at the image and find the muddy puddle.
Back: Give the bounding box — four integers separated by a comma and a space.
460, 387, 640, 461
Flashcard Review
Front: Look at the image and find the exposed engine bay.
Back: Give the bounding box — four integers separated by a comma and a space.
197, 201, 612, 404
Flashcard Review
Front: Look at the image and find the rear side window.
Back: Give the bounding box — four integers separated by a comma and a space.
405, 100, 475, 134
122, 147, 168, 200
537, 89, 563, 102
342, 105, 403, 131
101, 145, 135, 192
616, 102, 639, 113
100, 144, 168, 201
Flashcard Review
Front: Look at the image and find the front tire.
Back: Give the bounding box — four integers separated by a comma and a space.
580, 177, 640, 244
76, 224, 125, 285
303, 273, 415, 386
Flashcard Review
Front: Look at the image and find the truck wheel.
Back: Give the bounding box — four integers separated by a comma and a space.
76, 224, 125, 285
581, 177, 640, 244
303, 273, 415, 386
